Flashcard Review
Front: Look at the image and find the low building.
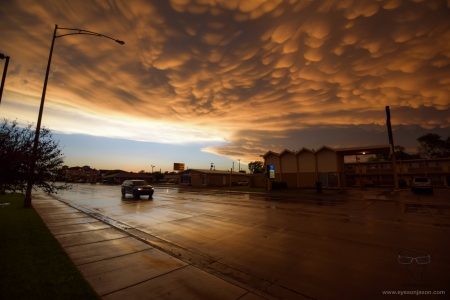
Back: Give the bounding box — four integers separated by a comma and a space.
102, 172, 154, 184
178, 169, 249, 187
262, 145, 450, 189
345, 158, 450, 187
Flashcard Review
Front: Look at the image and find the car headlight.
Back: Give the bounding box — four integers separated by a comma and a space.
137, 188, 142, 190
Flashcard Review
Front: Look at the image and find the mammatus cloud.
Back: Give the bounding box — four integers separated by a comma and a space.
1, 0, 449, 162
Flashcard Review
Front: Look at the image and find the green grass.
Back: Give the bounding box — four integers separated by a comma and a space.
0, 193, 100, 300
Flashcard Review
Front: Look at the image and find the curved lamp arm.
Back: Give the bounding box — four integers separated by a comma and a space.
56, 27, 124, 44
24, 24, 125, 207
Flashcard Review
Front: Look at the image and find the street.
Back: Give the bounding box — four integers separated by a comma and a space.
53, 184, 450, 299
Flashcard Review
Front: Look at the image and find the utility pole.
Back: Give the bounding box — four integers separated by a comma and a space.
238, 159, 240, 172
0, 53, 10, 105
386, 106, 399, 190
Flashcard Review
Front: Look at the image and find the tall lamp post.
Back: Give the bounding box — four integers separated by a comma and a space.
0, 53, 10, 105
24, 24, 124, 207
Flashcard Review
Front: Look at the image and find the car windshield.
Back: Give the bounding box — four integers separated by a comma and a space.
414, 178, 429, 182
132, 180, 148, 186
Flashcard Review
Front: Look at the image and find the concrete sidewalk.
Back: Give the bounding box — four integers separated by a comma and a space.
33, 195, 275, 300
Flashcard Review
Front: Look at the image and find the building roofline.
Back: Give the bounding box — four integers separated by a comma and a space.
296, 147, 315, 154
261, 150, 280, 158
103, 172, 153, 178
334, 144, 392, 156
315, 145, 335, 153
279, 149, 296, 156
179, 169, 249, 175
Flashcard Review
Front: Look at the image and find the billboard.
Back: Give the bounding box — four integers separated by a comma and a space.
267, 165, 275, 179
173, 163, 185, 171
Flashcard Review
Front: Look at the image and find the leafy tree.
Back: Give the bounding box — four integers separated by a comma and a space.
104, 169, 124, 176
0, 119, 69, 204
248, 161, 264, 174
417, 133, 450, 158
153, 172, 164, 183
394, 145, 421, 160
367, 154, 388, 162
367, 145, 422, 162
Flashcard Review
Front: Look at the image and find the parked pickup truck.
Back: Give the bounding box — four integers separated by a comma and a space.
411, 177, 433, 194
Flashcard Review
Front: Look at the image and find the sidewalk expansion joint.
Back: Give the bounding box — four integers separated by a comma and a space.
53, 198, 279, 299
51, 226, 114, 237
63, 236, 129, 249
76, 247, 153, 266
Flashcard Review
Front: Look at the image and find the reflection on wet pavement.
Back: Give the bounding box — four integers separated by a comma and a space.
54, 184, 450, 299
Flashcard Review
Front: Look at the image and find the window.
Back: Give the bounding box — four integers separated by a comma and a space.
430, 175, 441, 181
181, 174, 191, 184
346, 176, 355, 181
380, 163, 392, 169
382, 175, 393, 181
345, 165, 355, 170
408, 162, 423, 168
426, 161, 440, 167
367, 164, 378, 169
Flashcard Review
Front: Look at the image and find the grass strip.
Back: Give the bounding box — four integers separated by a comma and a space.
0, 193, 100, 300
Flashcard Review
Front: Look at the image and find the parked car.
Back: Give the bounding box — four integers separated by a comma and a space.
411, 177, 433, 194
121, 180, 154, 199
398, 178, 407, 188
237, 180, 249, 186
77, 179, 86, 183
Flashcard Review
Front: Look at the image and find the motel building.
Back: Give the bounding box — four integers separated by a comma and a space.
262, 145, 450, 189
178, 169, 249, 187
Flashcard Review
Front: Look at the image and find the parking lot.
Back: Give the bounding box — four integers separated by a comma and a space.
50, 184, 450, 299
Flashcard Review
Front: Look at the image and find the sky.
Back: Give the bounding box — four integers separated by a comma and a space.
1, 0, 449, 172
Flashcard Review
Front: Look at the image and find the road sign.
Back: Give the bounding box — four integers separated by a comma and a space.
267, 165, 275, 179
173, 163, 185, 171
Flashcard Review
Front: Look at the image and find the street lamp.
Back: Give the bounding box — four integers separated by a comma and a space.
0, 53, 10, 106
24, 24, 124, 207
151, 165, 155, 173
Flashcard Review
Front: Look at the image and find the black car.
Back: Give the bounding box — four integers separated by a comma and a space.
398, 178, 407, 188
121, 180, 154, 199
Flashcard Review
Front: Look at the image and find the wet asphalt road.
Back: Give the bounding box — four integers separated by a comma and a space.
54, 184, 450, 299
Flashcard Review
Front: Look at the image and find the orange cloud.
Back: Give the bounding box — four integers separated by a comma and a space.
0, 0, 449, 163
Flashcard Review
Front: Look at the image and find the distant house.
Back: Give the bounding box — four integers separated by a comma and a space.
164, 174, 179, 183
102, 172, 154, 184
66, 166, 83, 178
178, 169, 249, 187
